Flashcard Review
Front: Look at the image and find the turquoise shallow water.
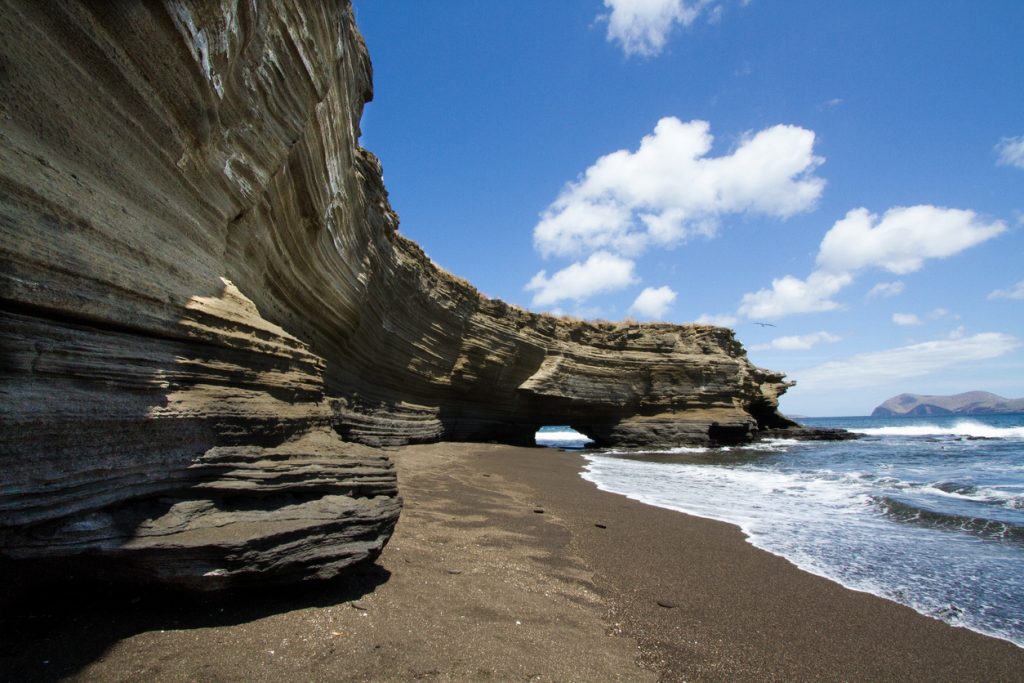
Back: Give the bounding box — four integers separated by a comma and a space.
538, 415, 1024, 648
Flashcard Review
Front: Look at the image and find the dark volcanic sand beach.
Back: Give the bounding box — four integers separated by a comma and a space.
3, 443, 1023, 682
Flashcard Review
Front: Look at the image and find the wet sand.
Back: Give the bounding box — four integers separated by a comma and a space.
2, 443, 1023, 681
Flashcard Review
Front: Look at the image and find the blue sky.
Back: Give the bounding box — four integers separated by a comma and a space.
353, 1, 1023, 416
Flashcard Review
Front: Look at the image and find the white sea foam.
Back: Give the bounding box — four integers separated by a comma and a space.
855, 420, 1024, 439
601, 439, 798, 458
733, 438, 801, 452
582, 456, 869, 538
534, 429, 593, 448
601, 445, 711, 456
581, 439, 1024, 648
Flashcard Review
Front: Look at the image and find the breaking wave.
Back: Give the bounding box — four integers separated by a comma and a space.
580, 413, 1024, 647
874, 495, 1024, 543
854, 420, 1024, 439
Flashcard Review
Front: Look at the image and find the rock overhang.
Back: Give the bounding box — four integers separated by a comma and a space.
0, 0, 818, 590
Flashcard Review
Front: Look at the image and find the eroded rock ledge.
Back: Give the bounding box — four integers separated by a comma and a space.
1, 0, 815, 589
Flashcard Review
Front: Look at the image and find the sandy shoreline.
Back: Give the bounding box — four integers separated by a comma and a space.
3, 442, 1023, 681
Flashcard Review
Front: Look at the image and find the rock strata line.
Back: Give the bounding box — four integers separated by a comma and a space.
1, 0, 814, 589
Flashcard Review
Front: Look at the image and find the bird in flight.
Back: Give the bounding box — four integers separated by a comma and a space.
753, 322, 776, 328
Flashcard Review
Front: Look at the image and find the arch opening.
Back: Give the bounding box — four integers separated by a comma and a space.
534, 425, 594, 449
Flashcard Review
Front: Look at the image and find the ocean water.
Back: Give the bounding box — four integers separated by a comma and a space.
536, 416, 1024, 648
535, 425, 595, 449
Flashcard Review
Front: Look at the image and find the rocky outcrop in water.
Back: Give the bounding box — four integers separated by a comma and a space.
1, 0, 801, 589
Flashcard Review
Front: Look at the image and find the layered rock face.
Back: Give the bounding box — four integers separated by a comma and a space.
1, 0, 797, 588
0, 0, 400, 589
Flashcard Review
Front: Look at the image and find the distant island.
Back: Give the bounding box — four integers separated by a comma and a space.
871, 391, 1024, 417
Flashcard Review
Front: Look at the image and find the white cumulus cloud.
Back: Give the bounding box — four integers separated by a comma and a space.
630, 286, 677, 319
751, 331, 841, 351
695, 313, 739, 327
792, 333, 1021, 392
533, 118, 824, 259
866, 281, 905, 299
996, 136, 1024, 169
738, 205, 1005, 320
989, 280, 1024, 300
602, 0, 708, 57
892, 313, 923, 326
738, 271, 851, 320
525, 251, 638, 307
816, 206, 1006, 275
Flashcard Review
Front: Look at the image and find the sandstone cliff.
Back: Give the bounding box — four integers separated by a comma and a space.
1, 0, 798, 589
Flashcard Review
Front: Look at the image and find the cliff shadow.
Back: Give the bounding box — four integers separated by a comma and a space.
2, 277, 399, 681
0, 561, 391, 683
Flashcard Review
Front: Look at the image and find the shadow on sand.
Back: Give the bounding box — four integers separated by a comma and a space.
0, 561, 391, 682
